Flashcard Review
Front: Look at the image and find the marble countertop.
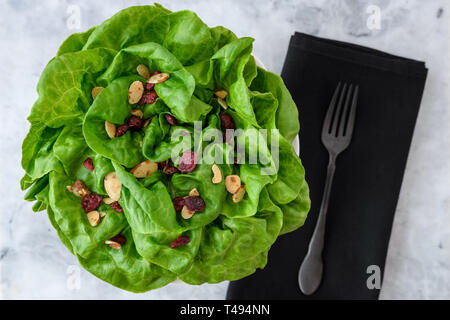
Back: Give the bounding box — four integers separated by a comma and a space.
1, 0, 449, 299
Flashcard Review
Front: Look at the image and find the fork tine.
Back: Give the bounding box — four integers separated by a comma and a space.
338, 84, 354, 137
330, 83, 348, 136
344, 85, 359, 138
322, 82, 341, 135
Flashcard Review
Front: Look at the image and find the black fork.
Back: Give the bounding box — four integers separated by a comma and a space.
298, 82, 359, 295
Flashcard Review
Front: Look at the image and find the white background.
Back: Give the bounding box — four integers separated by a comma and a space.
0, 0, 449, 299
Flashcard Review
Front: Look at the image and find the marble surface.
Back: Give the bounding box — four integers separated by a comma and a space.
0, 0, 449, 299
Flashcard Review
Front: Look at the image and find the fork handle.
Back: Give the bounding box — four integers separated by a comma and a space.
298, 153, 336, 295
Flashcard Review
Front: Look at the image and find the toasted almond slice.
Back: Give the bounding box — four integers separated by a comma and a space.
104, 172, 122, 201
99, 212, 107, 218
143, 118, 152, 128
211, 164, 222, 184
232, 185, 246, 203
130, 161, 158, 178
67, 180, 90, 197
214, 89, 228, 99
103, 197, 115, 205
181, 205, 195, 219
105, 121, 116, 139
130, 109, 144, 118
128, 80, 144, 104
225, 175, 241, 194
189, 188, 200, 197
136, 64, 150, 79
217, 97, 228, 110
87, 211, 101, 226
147, 72, 170, 84
91, 86, 104, 100
105, 240, 121, 250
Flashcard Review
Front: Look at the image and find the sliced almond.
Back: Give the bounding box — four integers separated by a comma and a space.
143, 118, 152, 128
105, 121, 116, 139
130, 161, 158, 178
130, 109, 144, 118
67, 180, 90, 197
91, 86, 104, 100
104, 172, 122, 201
181, 205, 195, 219
225, 175, 241, 194
128, 80, 144, 104
99, 212, 107, 218
103, 197, 115, 205
87, 211, 101, 226
214, 89, 228, 99
211, 164, 222, 184
189, 188, 200, 197
147, 72, 170, 84
217, 97, 228, 110
136, 64, 150, 79
232, 185, 246, 203
105, 240, 121, 250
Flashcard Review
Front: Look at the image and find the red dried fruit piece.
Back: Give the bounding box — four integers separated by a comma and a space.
83, 158, 94, 171
220, 113, 235, 130
81, 193, 102, 213
110, 201, 123, 213
163, 166, 180, 175
172, 197, 185, 212
115, 124, 129, 137
178, 151, 197, 173
183, 196, 206, 212
138, 90, 158, 106
164, 114, 177, 126
170, 236, 190, 248
158, 160, 168, 170
110, 234, 126, 245
127, 115, 143, 129
220, 113, 235, 143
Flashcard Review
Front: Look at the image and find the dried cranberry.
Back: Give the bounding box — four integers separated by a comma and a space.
110, 201, 123, 213
138, 90, 158, 106
172, 197, 185, 212
164, 114, 177, 126
158, 160, 168, 170
83, 158, 94, 171
220, 113, 235, 130
178, 151, 197, 173
145, 82, 155, 91
163, 166, 180, 175
170, 236, 190, 248
220, 113, 235, 143
115, 124, 129, 137
127, 115, 143, 129
183, 196, 206, 212
81, 193, 102, 213
110, 234, 126, 245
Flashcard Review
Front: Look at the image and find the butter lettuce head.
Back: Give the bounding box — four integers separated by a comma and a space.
21, 4, 310, 293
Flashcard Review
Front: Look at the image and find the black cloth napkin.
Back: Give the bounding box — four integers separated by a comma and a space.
227, 32, 427, 300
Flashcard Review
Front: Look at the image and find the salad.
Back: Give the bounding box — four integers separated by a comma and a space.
21, 4, 310, 292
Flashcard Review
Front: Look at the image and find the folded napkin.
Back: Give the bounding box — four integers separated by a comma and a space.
227, 32, 428, 300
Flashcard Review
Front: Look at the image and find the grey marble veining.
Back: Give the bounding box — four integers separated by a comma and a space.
0, 0, 449, 299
